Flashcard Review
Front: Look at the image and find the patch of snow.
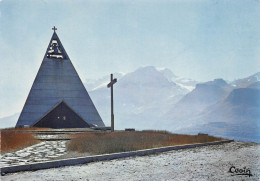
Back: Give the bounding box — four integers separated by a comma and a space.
175, 82, 195, 91
176, 78, 191, 83
118, 71, 126, 76
155, 67, 167, 71
0, 140, 68, 167
92, 81, 109, 91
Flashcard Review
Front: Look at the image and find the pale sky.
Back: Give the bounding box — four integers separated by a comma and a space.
0, 0, 260, 117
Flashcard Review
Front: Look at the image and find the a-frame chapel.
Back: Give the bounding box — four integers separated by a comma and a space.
15, 27, 105, 128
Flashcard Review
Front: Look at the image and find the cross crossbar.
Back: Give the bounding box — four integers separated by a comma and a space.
52, 26, 57, 32
107, 79, 117, 88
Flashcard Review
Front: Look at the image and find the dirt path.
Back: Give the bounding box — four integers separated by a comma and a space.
1, 142, 259, 181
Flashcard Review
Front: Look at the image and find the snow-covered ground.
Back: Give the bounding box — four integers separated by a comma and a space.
0, 141, 67, 167
2, 141, 259, 181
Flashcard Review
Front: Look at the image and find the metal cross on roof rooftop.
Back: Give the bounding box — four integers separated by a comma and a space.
52, 26, 57, 32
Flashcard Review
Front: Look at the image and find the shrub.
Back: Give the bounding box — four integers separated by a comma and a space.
68, 131, 222, 154
0, 130, 41, 153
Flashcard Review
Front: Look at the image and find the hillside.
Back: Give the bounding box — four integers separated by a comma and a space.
164, 79, 233, 130
175, 86, 260, 142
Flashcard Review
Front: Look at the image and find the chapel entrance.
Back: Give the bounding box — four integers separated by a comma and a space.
34, 101, 90, 128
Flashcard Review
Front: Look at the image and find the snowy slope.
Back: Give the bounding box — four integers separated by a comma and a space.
86, 66, 194, 129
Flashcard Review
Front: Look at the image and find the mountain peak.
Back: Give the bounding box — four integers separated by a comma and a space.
231, 71, 260, 88
156, 67, 178, 81
197, 78, 228, 88
121, 66, 175, 86
211, 79, 228, 86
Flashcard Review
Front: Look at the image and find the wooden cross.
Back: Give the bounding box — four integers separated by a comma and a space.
107, 74, 117, 132
52, 26, 57, 32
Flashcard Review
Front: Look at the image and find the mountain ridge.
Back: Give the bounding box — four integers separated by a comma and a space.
1, 66, 259, 142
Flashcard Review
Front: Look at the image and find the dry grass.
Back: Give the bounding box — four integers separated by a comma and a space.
1, 127, 50, 131
0, 128, 44, 153
68, 131, 223, 154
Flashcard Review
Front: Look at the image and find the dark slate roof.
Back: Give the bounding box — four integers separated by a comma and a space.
16, 31, 105, 127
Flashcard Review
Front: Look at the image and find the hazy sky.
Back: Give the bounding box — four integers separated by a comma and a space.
0, 0, 260, 117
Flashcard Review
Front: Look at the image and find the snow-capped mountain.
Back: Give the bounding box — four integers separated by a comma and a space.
86, 66, 197, 92
231, 72, 260, 88
86, 66, 196, 129
87, 69, 259, 142
155, 67, 197, 91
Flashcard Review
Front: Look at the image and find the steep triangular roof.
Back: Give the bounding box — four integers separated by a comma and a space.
16, 29, 105, 127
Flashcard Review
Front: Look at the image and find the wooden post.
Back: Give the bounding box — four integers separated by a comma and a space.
110, 74, 114, 132
107, 74, 117, 132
